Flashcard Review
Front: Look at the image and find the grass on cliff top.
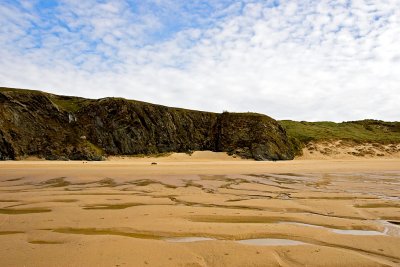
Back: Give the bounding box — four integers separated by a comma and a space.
50, 96, 93, 113
0, 87, 92, 112
0, 87, 43, 94
280, 120, 400, 144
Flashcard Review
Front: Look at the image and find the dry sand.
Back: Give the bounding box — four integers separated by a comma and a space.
1, 151, 400, 267
297, 141, 400, 160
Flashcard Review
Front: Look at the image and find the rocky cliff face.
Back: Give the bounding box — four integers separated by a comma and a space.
0, 88, 295, 161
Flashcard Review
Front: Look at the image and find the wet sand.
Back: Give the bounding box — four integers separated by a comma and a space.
1, 153, 400, 266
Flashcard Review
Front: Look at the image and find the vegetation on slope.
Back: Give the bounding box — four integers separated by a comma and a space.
280, 120, 400, 146
2, 87, 399, 160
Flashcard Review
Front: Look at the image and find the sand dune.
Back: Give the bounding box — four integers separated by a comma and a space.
298, 141, 400, 160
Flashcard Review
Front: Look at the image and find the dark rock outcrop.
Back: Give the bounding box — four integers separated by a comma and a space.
217, 112, 294, 160
0, 87, 295, 161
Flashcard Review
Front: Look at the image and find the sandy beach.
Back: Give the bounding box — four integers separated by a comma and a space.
2, 0, 400, 265
1, 152, 400, 266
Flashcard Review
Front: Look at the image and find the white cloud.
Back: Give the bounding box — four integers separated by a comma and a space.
0, 0, 399, 121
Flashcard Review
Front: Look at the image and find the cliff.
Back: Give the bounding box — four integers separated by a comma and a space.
0, 87, 295, 161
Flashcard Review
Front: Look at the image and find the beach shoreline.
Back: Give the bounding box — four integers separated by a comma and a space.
1, 151, 399, 176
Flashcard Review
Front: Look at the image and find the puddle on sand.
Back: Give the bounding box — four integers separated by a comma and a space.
164, 237, 216, 243
237, 238, 306, 246
331, 229, 384, 236
280, 221, 389, 236
380, 220, 400, 236
279, 222, 324, 229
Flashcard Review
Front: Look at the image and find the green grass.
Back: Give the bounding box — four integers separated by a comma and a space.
222, 111, 267, 117
280, 120, 400, 145
50, 95, 93, 113
0, 87, 43, 94
51, 98, 82, 112
1, 86, 92, 112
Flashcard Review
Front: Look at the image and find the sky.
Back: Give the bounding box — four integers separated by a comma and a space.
0, 0, 399, 121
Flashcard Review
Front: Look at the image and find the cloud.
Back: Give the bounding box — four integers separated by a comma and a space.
0, 0, 399, 121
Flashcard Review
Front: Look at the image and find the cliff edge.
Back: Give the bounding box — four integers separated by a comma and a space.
0, 87, 295, 161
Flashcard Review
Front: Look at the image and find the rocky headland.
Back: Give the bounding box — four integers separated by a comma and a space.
1, 87, 399, 161
0, 87, 294, 161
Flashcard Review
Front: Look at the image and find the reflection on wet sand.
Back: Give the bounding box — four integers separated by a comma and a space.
237, 238, 306, 246
0, 164, 400, 266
